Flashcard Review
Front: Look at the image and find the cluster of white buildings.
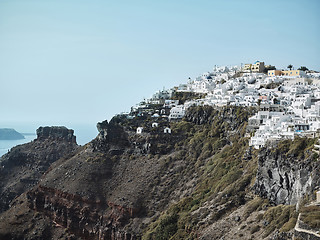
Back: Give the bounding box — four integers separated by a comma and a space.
128, 62, 320, 148
170, 65, 320, 149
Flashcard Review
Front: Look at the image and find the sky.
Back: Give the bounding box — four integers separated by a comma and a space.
0, 0, 319, 143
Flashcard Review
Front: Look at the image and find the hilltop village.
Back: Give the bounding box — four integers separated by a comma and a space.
121, 61, 320, 149
1, 62, 320, 240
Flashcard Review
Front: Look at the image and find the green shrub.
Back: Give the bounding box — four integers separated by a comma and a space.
142, 106, 258, 238
263, 205, 297, 237
171, 92, 205, 104
250, 225, 260, 234
256, 213, 264, 222
243, 197, 265, 219
154, 214, 178, 240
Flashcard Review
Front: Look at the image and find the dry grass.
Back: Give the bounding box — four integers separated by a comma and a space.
300, 205, 320, 230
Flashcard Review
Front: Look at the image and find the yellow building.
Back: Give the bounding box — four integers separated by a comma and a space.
242, 61, 265, 73
281, 70, 305, 77
243, 64, 252, 72
268, 70, 306, 77
268, 70, 282, 76
251, 61, 265, 73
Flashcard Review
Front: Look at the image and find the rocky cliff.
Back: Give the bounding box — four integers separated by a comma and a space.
0, 126, 78, 213
0, 106, 259, 239
27, 186, 139, 240
36, 126, 76, 143
253, 139, 320, 205
0, 107, 319, 240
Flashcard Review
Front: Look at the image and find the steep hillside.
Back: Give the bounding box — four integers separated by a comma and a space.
254, 138, 320, 205
0, 126, 78, 213
0, 107, 319, 240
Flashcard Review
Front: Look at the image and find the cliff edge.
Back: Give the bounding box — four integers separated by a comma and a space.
0, 108, 319, 240
0, 126, 78, 213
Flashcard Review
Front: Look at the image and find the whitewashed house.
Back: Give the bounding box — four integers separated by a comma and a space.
169, 105, 185, 120
164, 100, 179, 108
136, 127, 143, 134
164, 127, 171, 134
129, 65, 320, 149
249, 130, 267, 149
177, 84, 189, 92
280, 122, 295, 139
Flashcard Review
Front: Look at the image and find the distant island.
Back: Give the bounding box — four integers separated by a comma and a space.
0, 128, 25, 140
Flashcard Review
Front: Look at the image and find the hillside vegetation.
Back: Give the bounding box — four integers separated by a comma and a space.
140, 106, 300, 239
0, 106, 318, 240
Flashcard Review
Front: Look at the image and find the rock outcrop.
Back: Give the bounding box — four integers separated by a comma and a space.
94, 120, 129, 150
0, 126, 78, 213
0, 107, 319, 240
27, 186, 139, 240
36, 126, 76, 143
253, 142, 320, 205
185, 105, 256, 126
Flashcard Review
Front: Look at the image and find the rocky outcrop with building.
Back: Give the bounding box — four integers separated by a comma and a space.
0, 107, 319, 240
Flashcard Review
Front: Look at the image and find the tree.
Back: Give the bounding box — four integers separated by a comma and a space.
298, 66, 309, 71
257, 99, 262, 106
263, 65, 276, 74
287, 64, 293, 70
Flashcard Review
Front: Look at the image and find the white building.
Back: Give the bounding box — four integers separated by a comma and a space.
164, 127, 171, 134
136, 127, 143, 134
131, 66, 320, 149
169, 105, 185, 120
152, 122, 159, 128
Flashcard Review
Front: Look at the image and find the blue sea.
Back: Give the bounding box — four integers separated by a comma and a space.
0, 124, 99, 158
0, 134, 37, 157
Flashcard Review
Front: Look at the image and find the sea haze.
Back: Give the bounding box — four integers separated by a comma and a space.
0, 134, 36, 157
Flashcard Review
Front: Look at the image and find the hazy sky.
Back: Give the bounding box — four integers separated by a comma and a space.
0, 0, 319, 142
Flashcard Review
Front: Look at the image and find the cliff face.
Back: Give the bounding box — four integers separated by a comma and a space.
0, 107, 319, 240
27, 186, 138, 240
21, 119, 187, 239
0, 106, 256, 240
0, 126, 78, 213
253, 139, 320, 205
36, 126, 76, 143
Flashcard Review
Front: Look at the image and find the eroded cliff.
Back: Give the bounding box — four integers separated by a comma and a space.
0, 126, 78, 213
253, 139, 320, 205
0, 107, 319, 240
